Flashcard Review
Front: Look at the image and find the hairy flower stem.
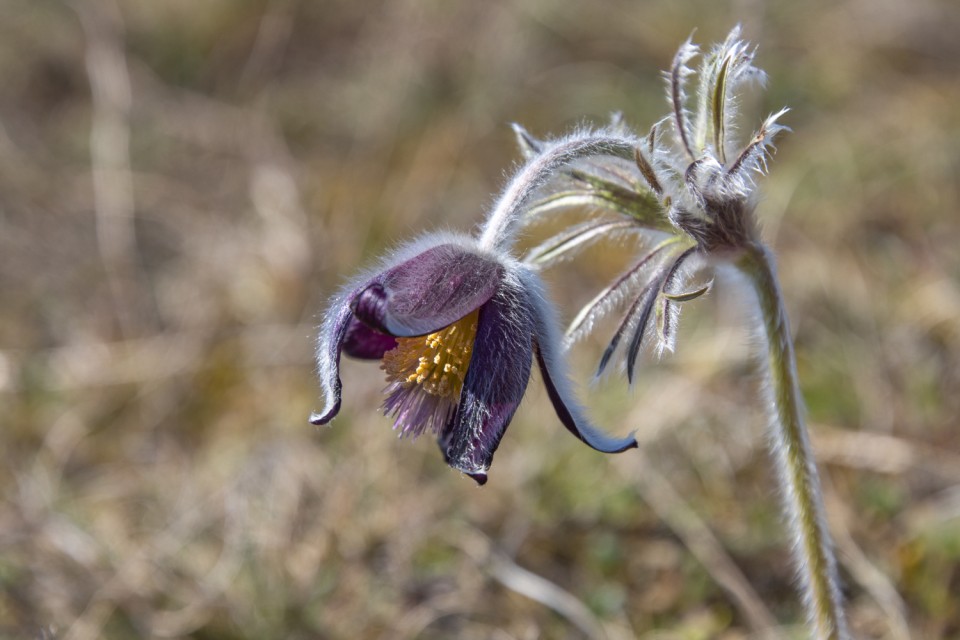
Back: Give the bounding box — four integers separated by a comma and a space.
478, 132, 636, 253
736, 244, 849, 640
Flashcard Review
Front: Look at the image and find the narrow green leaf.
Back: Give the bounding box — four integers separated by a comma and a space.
568, 169, 667, 224
712, 53, 732, 164
655, 295, 668, 346
565, 236, 686, 342
527, 219, 635, 265
511, 123, 542, 160
693, 50, 720, 153
634, 147, 662, 195
525, 192, 648, 221
662, 281, 712, 302
526, 175, 673, 231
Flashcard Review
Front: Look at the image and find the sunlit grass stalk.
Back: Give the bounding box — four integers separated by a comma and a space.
736, 243, 849, 640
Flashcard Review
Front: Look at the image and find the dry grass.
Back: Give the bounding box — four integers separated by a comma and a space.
1, 0, 958, 638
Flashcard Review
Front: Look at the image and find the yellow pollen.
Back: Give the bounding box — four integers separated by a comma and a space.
381, 309, 480, 399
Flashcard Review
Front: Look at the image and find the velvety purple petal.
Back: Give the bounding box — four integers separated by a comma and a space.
311, 285, 365, 425
438, 283, 533, 484
352, 244, 503, 337
535, 347, 637, 452
342, 316, 397, 360
519, 269, 638, 454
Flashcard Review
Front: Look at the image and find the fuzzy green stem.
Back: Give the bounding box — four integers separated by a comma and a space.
736, 244, 848, 640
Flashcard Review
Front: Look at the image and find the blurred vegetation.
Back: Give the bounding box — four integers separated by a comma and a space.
1, 0, 958, 638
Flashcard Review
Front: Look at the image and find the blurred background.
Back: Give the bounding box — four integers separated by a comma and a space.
1, 0, 958, 638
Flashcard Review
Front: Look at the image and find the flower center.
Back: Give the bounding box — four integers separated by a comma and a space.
381, 309, 479, 399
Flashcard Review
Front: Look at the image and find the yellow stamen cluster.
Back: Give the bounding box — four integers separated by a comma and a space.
381, 309, 480, 399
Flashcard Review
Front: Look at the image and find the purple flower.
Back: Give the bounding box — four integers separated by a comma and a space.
312, 232, 637, 484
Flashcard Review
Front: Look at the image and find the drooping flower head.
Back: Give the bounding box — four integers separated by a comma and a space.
313, 133, 641, 483
517, 26, 788, 381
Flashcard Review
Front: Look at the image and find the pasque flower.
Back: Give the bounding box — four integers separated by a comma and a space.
314, 27, 848, 638
313, 133, 641, 484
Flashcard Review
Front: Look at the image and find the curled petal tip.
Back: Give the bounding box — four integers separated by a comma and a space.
467, 472, 488, 486
351, 283, 389, 334
534, 340, 639, 455
621, 432, 640, 452
309, 405, 338, 426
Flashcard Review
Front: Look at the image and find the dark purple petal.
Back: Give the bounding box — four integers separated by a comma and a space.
535, 345, 637, 453
350, 283, 390, 333
518, 269, 638, 454
352, 244, 503, 337
342, 316, 397, 360
439, 285, 533, 484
